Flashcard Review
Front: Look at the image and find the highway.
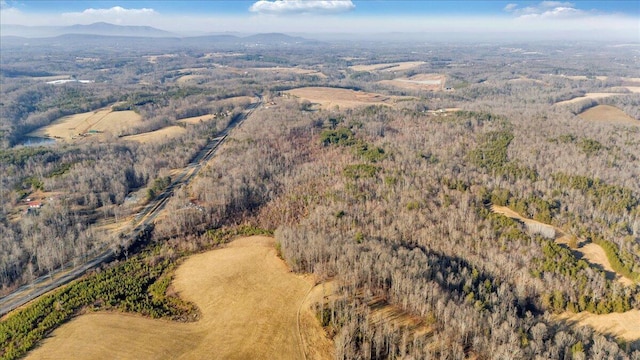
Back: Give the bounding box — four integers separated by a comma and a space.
0, 97, 262, 317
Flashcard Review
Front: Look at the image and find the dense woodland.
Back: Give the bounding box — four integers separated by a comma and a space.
1, 38, 640, 359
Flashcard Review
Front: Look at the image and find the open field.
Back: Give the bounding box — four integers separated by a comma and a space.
28, 107, 142, 140
507, 77, 546, 85
555, 75, 640, 84
557, 310, 640, 343
492, 206, 634, 286
554, 93, 625, 105
349, 61, 426, 72
176, 74, 207, 85
624, 86, 640, 93
25, 236, 329, 360
579, 105, 638, 126
178, 114, 217, 125
286, 87, 412, 109
379, 74, 446, 91
250, 67, 327, 78
121, 126, 186, 144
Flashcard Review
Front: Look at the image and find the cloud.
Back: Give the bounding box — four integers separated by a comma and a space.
63, 6, 156, 17
61, 6, 157, 24
249, 0, 355, 15
504, 3, 518, 12
504, 1, 585, 18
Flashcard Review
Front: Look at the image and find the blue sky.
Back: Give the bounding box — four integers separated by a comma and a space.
1, 1, 639, 40
3, 1, 639, 15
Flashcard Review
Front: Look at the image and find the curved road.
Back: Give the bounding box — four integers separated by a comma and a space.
0, 97, 262, 317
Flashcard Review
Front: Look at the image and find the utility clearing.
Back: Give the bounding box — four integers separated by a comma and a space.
25, 236, 332, 360
491, 206, 634, 286
286, 87, 412, 109
28, 107, 142, 140
579, 105, 638, 126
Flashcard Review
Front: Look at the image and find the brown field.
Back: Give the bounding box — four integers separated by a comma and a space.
286, 87, 411, 109
26, 236, 331, 360
507, 77, 546, 85
144, 54, 177, 64
554, 93, 624, 105
178, 114, 217, 125
492, 206, 634, 286
176, 74, 207, 85
28, 108, 143, 140
349, 61, 426, 72
380, 74, 446, 91
624, 86, 640, 93
250, 67, 327, 78
579, 105, 638, 126
121, 126, 187, 144
557, 310, 640, 343
26, 75, 72, 82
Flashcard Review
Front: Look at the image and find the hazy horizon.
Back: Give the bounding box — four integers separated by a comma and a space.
1, 0, 639, 42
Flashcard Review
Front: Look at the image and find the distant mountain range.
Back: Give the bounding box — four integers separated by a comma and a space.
1, 22, 176, 38
0, 22, 321, 49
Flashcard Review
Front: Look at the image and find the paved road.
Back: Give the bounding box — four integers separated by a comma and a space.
0, 97, 262, 317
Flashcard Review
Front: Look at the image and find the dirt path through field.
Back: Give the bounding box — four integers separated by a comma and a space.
26, 236, 331, 360
492, 206, 634, 286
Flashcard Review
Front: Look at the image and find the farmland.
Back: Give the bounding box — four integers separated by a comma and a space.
285, 87, 411, 109
579, 105, 638, 126
121, 126, 187, 144
554, 93, 625, 105
1, 33, 640, 359
24, 237, 325, 360
27, 107, 142, 140
379, 74, 446, 91
349, 61, 426, 72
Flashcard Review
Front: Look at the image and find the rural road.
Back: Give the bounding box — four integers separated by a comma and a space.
0, 96, 262, 317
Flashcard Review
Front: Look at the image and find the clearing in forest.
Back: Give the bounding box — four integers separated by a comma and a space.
250, 67, 327, 78
178, 114, 217, 125
25, 236, 331, 360
491, 205, 634, 286
557, 310, 640, 343
286, 87, 411, 109
349, 61, 426, 72
28, 107, 142, 140
554, 93, 624, 105
379, 74, 446, 91
121, 126, 187, 144
579, 105, 638, 126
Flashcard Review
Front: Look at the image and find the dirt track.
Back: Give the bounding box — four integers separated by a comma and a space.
492, 205, 634, 286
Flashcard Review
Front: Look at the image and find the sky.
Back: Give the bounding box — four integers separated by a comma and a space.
1, 0, 639, 41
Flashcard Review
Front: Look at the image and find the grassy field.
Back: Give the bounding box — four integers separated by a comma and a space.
558, 310, 640, 343
554, 93, 625, 105
121, 126, 187, 144
579, 105, 638, 126
28, 107, 142, 140
250, 67, 327, 78
178, 114, 217, 125
492, 205, 634, 286
25, 236, 330, 360
286, 87, 411, 109
349, 61, 426, 72
379, 74, 446, 91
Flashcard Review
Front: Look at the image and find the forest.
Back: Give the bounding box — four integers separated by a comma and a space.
1, 37, 639, 359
